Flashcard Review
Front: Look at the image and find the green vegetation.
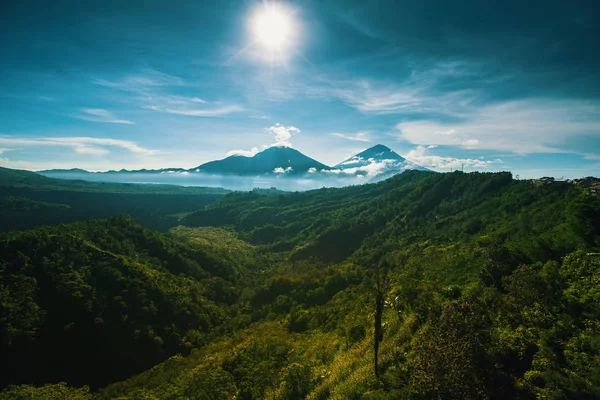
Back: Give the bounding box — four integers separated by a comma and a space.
1, 169, 599, 399
0, 216, 266, 390
0, 167, 228, 195
0, 167, 229, 232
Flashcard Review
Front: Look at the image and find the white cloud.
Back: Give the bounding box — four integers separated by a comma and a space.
403, 145, 502, 170
75, 108, 134, 125
274, 166, 293, 174
267, 123, 300, 147
322, 159, 400, 177
143, 104, 243, 117
308, 167, 317, 173
305, 61, 599, 157
436, 129, 457, 136
396, 99, 600, 154
0, 137, 160, 157
331, 131, 372, 142
463, 139, 480, 147
223, 122, 300, 159
227, 147, 260, 157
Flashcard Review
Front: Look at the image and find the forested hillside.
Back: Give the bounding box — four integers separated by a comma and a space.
184, 171, 598, 263
1, 171, 599, 399
0, 216, 264, 390
0, 167, 228, 232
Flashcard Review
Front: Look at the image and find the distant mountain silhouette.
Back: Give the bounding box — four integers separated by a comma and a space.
193, 146, 330, 175
38, 144, 430, 179
37, 168, 91, 174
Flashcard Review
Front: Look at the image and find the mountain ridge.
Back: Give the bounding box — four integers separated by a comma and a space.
193, 145, 330, 175
335, 144, 429, 181
37, 144, 430, 178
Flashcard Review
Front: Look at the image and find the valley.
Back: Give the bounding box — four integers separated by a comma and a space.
0, 168, 598, 399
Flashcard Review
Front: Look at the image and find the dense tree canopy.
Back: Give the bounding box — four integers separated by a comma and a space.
1, 169, 599, 399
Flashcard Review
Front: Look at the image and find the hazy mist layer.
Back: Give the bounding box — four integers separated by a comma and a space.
38, 171, 371, 191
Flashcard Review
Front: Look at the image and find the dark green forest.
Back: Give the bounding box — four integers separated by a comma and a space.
0, 167, 228, 232
0, 168, 599, 399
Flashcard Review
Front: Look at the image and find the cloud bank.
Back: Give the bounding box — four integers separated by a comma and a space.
403, 145, 502, 170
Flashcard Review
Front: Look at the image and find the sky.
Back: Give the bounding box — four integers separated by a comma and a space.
1, 0, 599, 178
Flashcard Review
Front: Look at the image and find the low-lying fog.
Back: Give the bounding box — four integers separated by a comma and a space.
38, 171, 375, 191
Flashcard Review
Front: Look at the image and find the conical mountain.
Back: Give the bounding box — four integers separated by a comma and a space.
334, 144, 429, 180
193, 146, 330, 175
334, 144, 404, 168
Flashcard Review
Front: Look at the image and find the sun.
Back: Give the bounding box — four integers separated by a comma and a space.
251, 3, 295, 52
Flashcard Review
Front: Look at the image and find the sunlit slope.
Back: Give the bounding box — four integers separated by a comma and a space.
184, 171, 599, 264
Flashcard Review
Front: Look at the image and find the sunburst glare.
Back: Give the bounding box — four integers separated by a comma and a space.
248, 2, 298, 63
254, 7, 291, 50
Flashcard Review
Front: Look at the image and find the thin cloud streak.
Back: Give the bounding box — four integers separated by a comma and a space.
75, 108, 134, 124
93, 69, 183, 90
331, 131, 372, 142
143, 104, 244, 117
0, 137, 160, 156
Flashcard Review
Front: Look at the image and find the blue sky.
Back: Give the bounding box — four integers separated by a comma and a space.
1, 0, 598, 178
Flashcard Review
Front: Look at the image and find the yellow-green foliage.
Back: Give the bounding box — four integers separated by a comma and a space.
170, 226, 257, 257
0, 383, 91, 400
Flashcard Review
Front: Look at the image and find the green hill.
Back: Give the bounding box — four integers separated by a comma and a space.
1, 171, 599, 399
0, 167, 229, 232
0, 216, 265, 391
0, 167, 228, 195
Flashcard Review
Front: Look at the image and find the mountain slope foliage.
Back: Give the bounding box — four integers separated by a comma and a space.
184, 171, 598, 263
0, 217, 263, 390
0, 167, 228, 232
1, 170, 599, 399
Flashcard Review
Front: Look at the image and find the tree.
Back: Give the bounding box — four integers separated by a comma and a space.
373, 258, 391, 377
